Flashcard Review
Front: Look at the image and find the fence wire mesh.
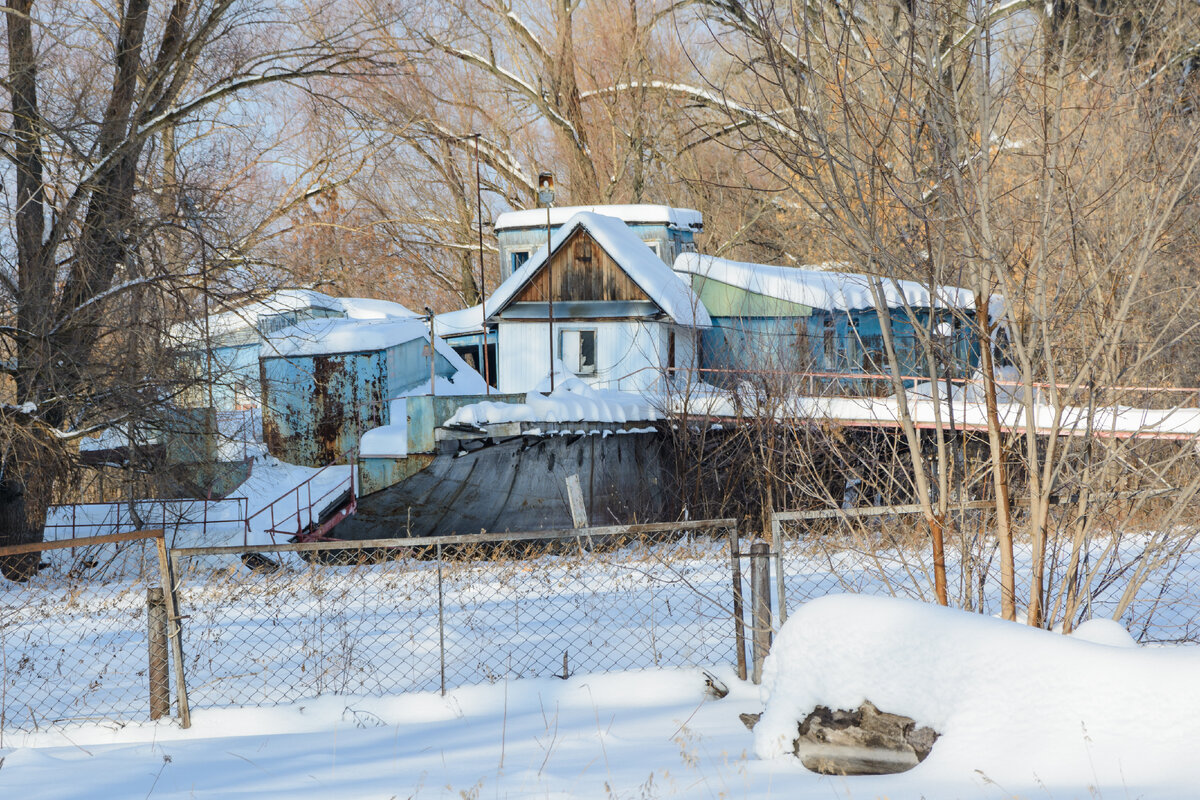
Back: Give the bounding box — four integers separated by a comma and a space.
0, 534, 171, 736
171, 522, 741, 711
772, 505, 1200, 643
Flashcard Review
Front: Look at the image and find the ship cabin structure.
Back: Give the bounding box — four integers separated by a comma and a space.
175, 290, 416, 412
485, 211, 711, 394
494, 204, 703, 281
673, 254, 988, 394
259, 316, 486, 468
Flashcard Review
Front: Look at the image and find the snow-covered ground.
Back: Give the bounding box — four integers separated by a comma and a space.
41, 455, 355, 577
4, 596, 1199, 799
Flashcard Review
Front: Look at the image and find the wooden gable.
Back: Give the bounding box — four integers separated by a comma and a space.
511, 228, 653, 305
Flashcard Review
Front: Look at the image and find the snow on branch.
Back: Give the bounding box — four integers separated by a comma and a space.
428, 38, 590, 154
581, 81, 805, 142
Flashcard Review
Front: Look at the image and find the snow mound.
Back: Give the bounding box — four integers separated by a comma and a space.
1070, 617, 1138, 648
756, 594, 1200, 786
448, 370, 658, 426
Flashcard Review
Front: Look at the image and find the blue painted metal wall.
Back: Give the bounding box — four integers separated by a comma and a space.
700, 309, 981, 393
261, 341, 460, 467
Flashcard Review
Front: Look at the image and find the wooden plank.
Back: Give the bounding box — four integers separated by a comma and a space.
565, 474, 588, 528
511, 229, 652, 305
171, 518, 738, 558
0, 528, 164, 556
771, 488, 1179, 523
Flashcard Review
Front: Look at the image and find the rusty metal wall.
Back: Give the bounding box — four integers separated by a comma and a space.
261, 351, 389, 467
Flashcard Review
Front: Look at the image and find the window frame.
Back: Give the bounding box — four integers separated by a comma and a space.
558, 327, 598, 376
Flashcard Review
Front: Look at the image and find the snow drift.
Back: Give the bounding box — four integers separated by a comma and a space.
755, 594, 1200, 788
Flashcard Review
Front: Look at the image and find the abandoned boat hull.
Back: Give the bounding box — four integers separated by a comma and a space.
334, 432, 670, 539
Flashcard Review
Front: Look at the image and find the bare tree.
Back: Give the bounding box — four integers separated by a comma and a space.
0, 0, 388, 576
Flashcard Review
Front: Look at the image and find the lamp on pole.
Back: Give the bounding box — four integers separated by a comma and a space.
538, 172, 556, 392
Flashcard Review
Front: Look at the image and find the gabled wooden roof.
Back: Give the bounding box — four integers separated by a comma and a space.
484, 212, 710, 327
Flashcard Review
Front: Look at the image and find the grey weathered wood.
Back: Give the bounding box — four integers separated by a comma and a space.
770, 488, 1177, 524
793, 701, 939, 776
772, 514, 788, 626
728, 526, 747, 681
0, 528, 163, 556
147, 587, 169, 720
155, 535, 190, 729
565, 474, 588, 528
170, 518, 737, 559
437, 542, 446, 697
750, 540, 772, 684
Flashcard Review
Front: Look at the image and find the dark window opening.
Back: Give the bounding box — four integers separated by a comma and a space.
559, 329, 597, 375
823, 317, 837, 367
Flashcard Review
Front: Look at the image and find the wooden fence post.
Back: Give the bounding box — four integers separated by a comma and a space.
750, 540, 772, 684
728, 525, 747, 681
154, 534, 191, 728
437, 541, 446, 697
147, 587, 170, 720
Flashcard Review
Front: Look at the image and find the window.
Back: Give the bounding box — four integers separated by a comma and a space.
823, 317, 837, 366
559, 329, 597, 375
510, 250, 530, 272
667, 329, 676, 377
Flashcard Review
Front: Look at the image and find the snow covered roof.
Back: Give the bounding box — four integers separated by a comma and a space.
338, 297, 417, 320
674, 253, 1003, 317
173, 290, 417, 344
485, 212, 711, 328
263, 317, 435, 358
434, 304, 486, 337
494, 204, 702, 232
446, 377, 659, 427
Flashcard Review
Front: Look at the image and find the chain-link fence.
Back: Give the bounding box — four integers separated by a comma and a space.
770, 501, 1200, 643
8, 507, 1199, 735
169, 520, 742, 710
0, 530, 188, 739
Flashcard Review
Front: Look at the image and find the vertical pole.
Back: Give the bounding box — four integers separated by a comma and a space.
546, 203, 555, 392
728, 525, 747, 681
153, 533, 190, 728
427, 309, 437, 397
474, 134, 491, 395
437, 542, 446, 697
147, 587, 170, 720
772, 513, 788, 625
750, 540, 772, 684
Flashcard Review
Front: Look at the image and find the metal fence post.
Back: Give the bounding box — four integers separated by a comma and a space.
750, 540, 772, 684
727, 524, 747, 681
147, 587, 170, 720
437, 541, 446, 697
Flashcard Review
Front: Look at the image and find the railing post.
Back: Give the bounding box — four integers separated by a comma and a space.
750, 540, 772, 684
147, 587, 170, 720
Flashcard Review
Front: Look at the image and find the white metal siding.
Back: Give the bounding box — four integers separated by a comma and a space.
497, 319, 670, 393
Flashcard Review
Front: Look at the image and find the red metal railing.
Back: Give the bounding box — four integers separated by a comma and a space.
44, 497, 249, 544
244, 449, 357, 545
